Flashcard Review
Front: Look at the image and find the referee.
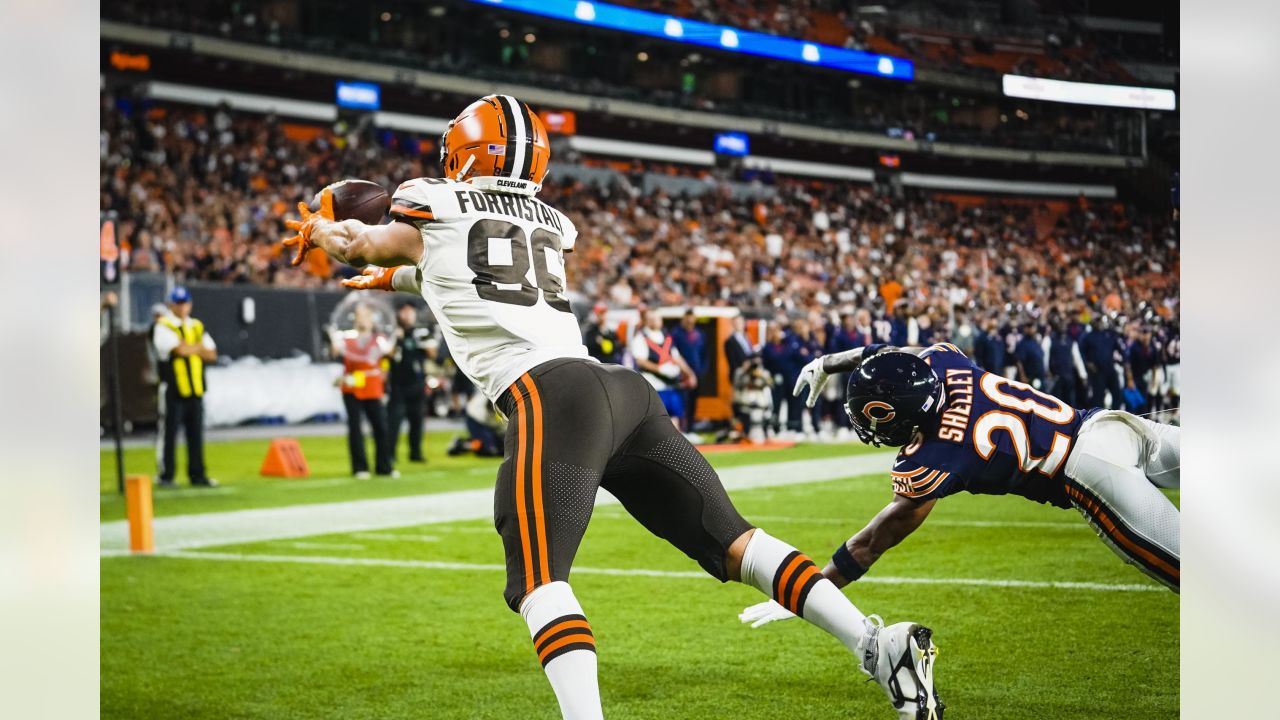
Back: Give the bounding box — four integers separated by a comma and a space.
153, 286, 218, 488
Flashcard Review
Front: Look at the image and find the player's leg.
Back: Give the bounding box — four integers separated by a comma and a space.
494, 362, 615, 720
602, 381, 940, 717
1138, 416, 1180, 489
1064, 415, 1180, 591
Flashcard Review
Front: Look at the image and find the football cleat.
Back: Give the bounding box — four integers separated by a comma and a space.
857, 615, 944, 719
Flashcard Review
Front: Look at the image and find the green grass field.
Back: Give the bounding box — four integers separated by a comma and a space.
101, 432, 1178, 719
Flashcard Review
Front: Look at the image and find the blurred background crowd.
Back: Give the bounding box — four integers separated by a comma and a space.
101, 97, 1179, 431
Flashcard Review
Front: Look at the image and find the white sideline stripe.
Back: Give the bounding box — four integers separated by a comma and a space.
100, 550, 1163, 592
100, 453, 897, 552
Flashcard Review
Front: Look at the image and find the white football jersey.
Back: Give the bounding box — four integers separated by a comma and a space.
390, 178, 591, 401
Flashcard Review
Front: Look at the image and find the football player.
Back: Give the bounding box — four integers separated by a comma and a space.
740, 341, 1179, 628
282, 96, 942, 720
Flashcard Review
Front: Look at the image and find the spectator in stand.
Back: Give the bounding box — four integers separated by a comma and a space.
332, 303, 395, 479
723, 314, 757, 380
1125, 323, 1159, 416
1080, 315, 1125, 410
1013, 322, 1048, 389
1045, 318, 1088, 407
760, 323, 790, 436
629, 309, 696, 431
783, 318, 821, 436
669, 310, 707, 431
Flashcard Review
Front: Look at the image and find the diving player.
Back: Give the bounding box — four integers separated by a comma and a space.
282, 95, 942, 720
740, 341, 1179, 628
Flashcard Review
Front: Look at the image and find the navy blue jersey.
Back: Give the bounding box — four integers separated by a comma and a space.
891, 343, 1094, 509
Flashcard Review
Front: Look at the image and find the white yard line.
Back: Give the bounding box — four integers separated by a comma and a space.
288, 542, 366, 551
100, 453, 898, 552
99, 549, 1164, 593
350, 533, 442, 543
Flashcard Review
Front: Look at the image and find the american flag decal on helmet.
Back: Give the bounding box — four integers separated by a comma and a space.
487, 143, 506, 155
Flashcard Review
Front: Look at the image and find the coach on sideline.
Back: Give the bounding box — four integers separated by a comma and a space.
153, 286, 218, 488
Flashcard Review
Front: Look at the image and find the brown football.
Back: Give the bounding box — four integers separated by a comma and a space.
310, 179, 390, 225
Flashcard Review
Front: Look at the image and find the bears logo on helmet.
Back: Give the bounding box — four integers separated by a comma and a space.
844, 352, 944, 447
440, 95, 550, 196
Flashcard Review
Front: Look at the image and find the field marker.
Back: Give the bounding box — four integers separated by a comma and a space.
100, 549, 1165, 593
125, 474, 155, 553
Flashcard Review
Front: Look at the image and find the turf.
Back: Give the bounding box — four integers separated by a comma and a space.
98, 431, 880, 522
100, 436, 1178, 719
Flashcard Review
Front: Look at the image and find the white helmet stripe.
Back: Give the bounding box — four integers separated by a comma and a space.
500, 94, 527, 180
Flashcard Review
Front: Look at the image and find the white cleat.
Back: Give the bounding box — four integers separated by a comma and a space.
857, 616, 944, 719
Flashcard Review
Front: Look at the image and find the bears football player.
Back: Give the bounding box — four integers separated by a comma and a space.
282, 95, 943, 720
739, 342, 1180, 628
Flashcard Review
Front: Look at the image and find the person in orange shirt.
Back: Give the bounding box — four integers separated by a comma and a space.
879, 278, 904, 313
331, 303, 396, 479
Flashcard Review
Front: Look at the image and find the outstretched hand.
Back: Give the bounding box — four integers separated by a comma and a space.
738, 600, 796, 628
792, 356, 830, 408
282, 187, 336, 266
341, 266, 401, 292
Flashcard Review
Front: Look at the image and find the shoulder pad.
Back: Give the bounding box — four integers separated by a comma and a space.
890, 440, 962, 497
391, 177, 466, 224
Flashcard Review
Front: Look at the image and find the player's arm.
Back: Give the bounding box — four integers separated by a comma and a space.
309, 219, 423, 268
822, 495, 936, 589
738, 495, 936, 629
282, 188, 423, 269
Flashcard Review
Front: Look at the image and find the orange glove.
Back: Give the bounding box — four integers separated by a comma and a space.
341, 265, 403, 292
282, 187, 335, 266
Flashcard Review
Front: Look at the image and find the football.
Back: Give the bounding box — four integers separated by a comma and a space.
310, 178, 390, 224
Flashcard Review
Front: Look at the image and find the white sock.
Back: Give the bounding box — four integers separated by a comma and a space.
520, 582, 603, 720
739, 529, 868, 653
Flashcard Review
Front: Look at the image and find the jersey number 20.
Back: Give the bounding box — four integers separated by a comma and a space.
466, 219, 571, 313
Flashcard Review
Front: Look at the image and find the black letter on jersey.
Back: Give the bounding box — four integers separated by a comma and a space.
456, 191, 472, 215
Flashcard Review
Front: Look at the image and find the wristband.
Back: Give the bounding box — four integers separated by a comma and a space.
831, 542, 868, 583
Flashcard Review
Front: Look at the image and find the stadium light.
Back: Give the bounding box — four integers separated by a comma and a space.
460, 0, 913, 81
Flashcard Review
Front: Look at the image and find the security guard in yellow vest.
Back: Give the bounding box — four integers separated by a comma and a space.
152, 286, 218, 488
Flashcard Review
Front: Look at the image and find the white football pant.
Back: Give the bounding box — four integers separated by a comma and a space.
1062, 411, 1180, 591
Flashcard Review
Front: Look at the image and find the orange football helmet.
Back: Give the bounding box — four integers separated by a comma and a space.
439, 95, 550, 196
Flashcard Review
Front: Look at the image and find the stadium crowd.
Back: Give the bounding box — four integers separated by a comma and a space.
101, 99, 1179, 427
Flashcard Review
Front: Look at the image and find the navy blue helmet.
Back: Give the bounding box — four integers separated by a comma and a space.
845, 351, 944, 447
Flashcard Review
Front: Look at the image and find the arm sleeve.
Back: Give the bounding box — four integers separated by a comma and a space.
152, 324, 179, 357
202, 332, 216, 351
1073, 343, 1088, 379
391, 265, 423, 294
